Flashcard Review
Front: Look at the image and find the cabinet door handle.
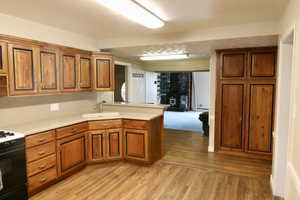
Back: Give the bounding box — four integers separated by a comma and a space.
37, 151, 46, 156
40, 177, 48, 183
38, 164, 46, 170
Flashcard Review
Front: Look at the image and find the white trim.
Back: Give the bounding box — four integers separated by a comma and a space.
208, 146, 214, 152
115, 60, 132, 67
281, 23, 296, 43
287, 162, 300, 195
270, 175, 275, 195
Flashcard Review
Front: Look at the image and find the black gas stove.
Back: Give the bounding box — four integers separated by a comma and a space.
0, 130, 27, 200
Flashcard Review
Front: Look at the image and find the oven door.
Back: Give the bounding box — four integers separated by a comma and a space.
0, 142, 27, 198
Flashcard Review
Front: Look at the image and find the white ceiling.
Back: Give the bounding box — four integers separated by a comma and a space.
0, 0, 288, 40
110, 35, 278, 59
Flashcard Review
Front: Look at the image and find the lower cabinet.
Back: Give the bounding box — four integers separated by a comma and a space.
56, 132, 87, 176
88, 128, 123, 162
124, 129, 148, 162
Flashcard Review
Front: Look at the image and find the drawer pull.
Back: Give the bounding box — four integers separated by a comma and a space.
40, 177, 48, 183
37, 151, 46, 156
38, 165, 46, 170
38, 138, 46, 142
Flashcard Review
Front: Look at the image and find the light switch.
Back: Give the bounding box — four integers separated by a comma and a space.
50, 103, 60, 112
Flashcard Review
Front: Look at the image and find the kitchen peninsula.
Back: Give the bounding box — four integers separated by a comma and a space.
3, 103, 167, 196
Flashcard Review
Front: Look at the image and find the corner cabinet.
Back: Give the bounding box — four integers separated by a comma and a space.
92, 53, 114, 91
88, 128, 123, 162
124, 129, 148, 161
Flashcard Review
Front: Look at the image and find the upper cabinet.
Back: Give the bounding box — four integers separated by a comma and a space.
61, 52, 77, 92
220, 51, 247, 78
92, 53, 114, 91
39, 47, 60, 94
0, 34, 116, 97
78, 55, 92, 91
0, 42, 8, 74
249, 49, 276, 78
8, 43, 39, 96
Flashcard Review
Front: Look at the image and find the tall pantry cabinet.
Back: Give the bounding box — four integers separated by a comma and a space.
215, 47, 277, 159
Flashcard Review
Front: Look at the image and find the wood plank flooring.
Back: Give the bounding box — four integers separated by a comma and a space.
30, 129, 274, 200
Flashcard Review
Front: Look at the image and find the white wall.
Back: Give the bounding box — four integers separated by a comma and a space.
145, 72, 159, 104
0, 13, 98, 51
128, 66, 146, 104
208, 53, 217, 152
192, 72, 210, 110
276, 0, 300, 199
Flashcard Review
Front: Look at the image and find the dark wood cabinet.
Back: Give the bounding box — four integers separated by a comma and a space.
92, 53, 114, 91
57, 132, 87, 176
39, 48, 60, 93
247, 84, 274, 153
221, 51, 247, 78
0, 42, 8, 74
8, 43, 39, 96
124, 129, 148, 161
61, 53, 77, 92
216, 47, 277, 159
79, 56, 92, 91
220, 84, 245, 150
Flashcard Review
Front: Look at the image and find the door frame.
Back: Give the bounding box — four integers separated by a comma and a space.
115, 61, 130, 102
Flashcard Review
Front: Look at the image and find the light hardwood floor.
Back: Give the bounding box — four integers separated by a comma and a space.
31, 129, 274, 200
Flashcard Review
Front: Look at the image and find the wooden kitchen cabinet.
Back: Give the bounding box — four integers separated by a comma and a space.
61, 52, 77, 92
88, 128, 123, 162
78, 55, 92, 91
57, 132, 87, 176
88, 130, 106, 162
7, 43, 39, 96
38, 47, 60, 93
216, 47, 276, 159
124, 129, 148, 162
92, 53, 114, 91
0, 42, 8, 74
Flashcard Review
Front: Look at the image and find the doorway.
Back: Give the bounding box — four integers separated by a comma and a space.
114, 64, 127, 102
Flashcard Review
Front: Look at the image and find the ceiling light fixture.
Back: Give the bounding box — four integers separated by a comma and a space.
140, 54, 190, 61
97, 0, 165, 29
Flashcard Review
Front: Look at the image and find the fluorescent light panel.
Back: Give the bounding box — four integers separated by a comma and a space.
97, 0, 164, 29
140, 54, 189, 61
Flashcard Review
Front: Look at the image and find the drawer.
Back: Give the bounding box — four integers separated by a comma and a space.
28, 167, 57, 192
26, 130, 55, 148
88, 120, 122, 130
56, 122, 88, 139
26, 142, 55, 163
123, 120, 148, 130
27, 154, 56, 177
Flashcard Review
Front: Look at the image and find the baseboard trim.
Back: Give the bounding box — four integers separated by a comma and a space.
208, 146, 214, 152
288, 162, 300, 195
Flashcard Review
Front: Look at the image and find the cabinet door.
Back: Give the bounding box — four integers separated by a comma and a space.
88, 130, 106, 162
0, 42, 8, 74
79, 56, 92, 91
61, 54, 77, 91
8, 43, 39, 96
220, 51, 247, 78
249, 50, 276, 78
39, 48, 59, 93
93, 55, 114, 91
124, 129, 148, 161
57, 132, 87, 176
106, 129, 123, 160
247, 84, 274, 153
219, 84, 245, 151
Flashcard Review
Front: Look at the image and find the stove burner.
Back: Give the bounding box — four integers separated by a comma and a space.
0, 131, 15, 138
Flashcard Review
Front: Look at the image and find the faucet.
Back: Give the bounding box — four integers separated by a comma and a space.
99, 100, 106, 112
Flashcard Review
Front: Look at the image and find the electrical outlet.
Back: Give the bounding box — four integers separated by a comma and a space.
50, 103, 60, 112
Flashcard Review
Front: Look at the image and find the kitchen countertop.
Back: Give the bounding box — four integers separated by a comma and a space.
3, 112, 163, 136
103, 102, 169, 109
